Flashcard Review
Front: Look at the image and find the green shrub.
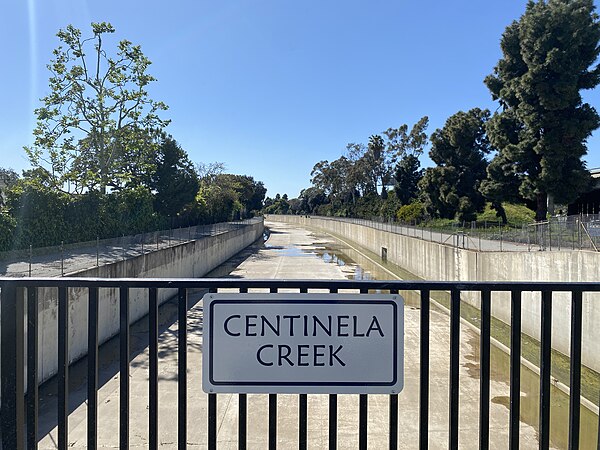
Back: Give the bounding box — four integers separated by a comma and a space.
7, 183, 69, 249
477, 202, 535, 226
396, 201, 425, 223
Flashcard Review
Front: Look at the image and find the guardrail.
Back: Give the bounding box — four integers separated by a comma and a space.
1, 278, 597, 449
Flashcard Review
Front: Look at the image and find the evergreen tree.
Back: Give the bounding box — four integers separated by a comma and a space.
484, 0, 600, 220
420, 108, 490, 221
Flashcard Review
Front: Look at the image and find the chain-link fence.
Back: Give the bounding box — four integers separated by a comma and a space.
291, 214, 600, 252
0, 217, 263, 277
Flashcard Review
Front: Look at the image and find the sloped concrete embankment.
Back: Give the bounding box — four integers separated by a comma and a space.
27, 220, 264, 385
268, 215, 600, 373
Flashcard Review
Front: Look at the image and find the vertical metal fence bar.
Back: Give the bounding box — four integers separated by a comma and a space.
178, 288, 187, 450
300, 285, 309, 450
389, 394, 398, 450
597, 391, 600, 450
569, 291, 583, 450
239, 393, 248, 450
328, 287, 338, 450
269, 286, 278, 449
27, 287, 39, 450
420, 289, 430, 450
449, 289, 461, 450
149, 288, 159, 450
328, 394, 337, 450
1, 283, 25, 450
119, 287, 130, 449
358, 264, 369, 450
299, 394, 308, 450
269, 394, 277, 450
208, 287, 218, 448
479, 290, 491, 450
58, 286, 69, 450
509, 290, 522, 450
389, 287, 400, 450
239, 286, 248, 450
539, 290, 553, 450
208, 394, 217, 449
87, 287, 99, 450
359, 394, 368, 450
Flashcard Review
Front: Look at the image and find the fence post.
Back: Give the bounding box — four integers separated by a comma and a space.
29, 244, 32, 277
1, 284, 25, 450
61, 241, 64, 276
577, 214, 583, 250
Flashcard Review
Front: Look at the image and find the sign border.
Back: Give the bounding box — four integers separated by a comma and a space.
203, 293, 404, 394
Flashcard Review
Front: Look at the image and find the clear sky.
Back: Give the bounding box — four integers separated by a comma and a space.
2, 0, 600, 198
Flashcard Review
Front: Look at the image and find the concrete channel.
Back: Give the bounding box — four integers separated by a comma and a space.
35, 220, 596, 448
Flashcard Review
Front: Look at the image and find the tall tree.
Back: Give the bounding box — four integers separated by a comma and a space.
298, 187, 327, 214
393, 154, 423, 205
366, 135, 391, 198
484, 0, 600, 220
150, 136, 199, 217
386, 117, 429, 205
384, 116, 429, 160
26, 22, 169, 194
420, 108, 490, 221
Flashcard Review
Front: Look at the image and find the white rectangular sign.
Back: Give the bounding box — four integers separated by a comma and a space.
202, 293, 404, 394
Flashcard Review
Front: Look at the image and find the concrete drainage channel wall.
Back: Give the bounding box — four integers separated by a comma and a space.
29, 219, 264, 385
268, 215, 600, 373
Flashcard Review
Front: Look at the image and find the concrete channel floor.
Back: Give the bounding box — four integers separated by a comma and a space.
38, 221, 554, 449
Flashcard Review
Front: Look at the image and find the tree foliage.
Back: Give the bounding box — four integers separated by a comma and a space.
190, 173, 267, 223
150, 136, 199, 217
394, 155, 423, 205
0, 168, 19, 208
419, 108, 490, 221
484, 0, 600, 220
26, 22, 169, 194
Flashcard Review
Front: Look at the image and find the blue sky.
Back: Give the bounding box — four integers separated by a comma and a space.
2, 0, 600, 198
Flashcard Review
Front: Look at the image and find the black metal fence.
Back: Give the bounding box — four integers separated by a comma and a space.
1, 278, 598, 449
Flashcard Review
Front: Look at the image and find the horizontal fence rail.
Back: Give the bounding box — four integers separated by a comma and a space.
1, 278, 599, 449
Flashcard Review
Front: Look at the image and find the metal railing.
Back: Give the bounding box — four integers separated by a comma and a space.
291, 214, 600, 252
0, 218, 262, 277
1, 277, 598, 449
